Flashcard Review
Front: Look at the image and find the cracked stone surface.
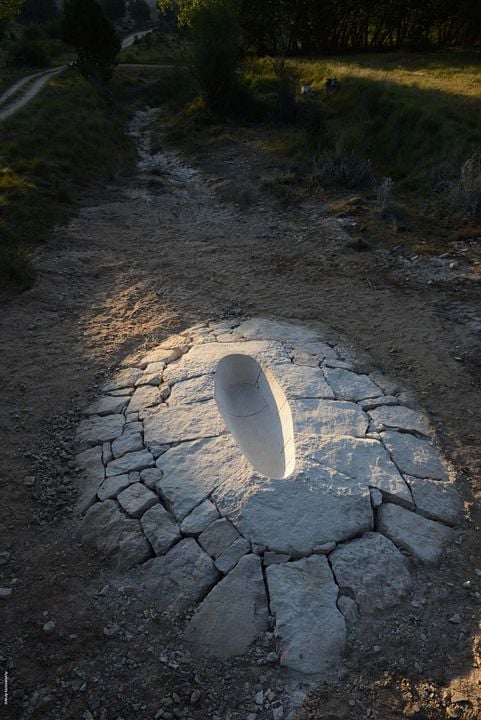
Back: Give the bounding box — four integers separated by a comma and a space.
76, 317, 460, 678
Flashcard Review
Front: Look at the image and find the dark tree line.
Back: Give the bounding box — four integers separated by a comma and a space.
238, 0, 481, 54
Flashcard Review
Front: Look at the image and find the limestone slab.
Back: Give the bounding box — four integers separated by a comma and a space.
267, 556, 345, 676
103, 367, 143, 392
77, 414, 125, 451
74, 446, 105, 513
140, 503, 181, 554
106, 449, 154, 478
330, 532, 412, 613
198, 518, 240, 559
378, 503, 454, 563
215, 466, 373, 555
310, 436, 412, 506
368, 406, 430, 436
323, 368, 381, 401
273, 364, 334, 400
111, 432, 144, 459
168, 374, 215, 405
80, 500, 152, 570
139, 346, 182, 369
381, 431, 448, 480
143, 400, 225, 446
163, 340, 290, 385
85, 396, 130, 417
185, 554, 268, 658
139, 538, 219, 613
292, 399, 369, 439
155, 435, 248, 520
140, 467, 163, 491
97, 473, 136, 501
215, 537, 251, 573
117, 483, 158, 518
127, 385, 163, 414
405, 476, 463, 526
180, 500, 220, 536
135, 361, 165, 387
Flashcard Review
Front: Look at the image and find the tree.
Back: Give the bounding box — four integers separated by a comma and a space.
61, 0, 121, 83
130, 0, 151, 25
98, 0, 126, 22
18, 0, 59, 24
0, 0, 24, 21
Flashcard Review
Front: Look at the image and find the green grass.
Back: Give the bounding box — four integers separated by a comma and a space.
245, 52, 481, 223
0, 71, 136, 289
118, 32, 189, 65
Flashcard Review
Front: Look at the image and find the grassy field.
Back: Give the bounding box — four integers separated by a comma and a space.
0, 72, 137, 289
244, 52, 481, 227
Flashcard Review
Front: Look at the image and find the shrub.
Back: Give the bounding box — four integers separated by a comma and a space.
188, 0, 240, 110
61, 0, 121, 83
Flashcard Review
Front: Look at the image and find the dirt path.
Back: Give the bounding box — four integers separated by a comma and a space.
0, 66, 66, 121
1, 109, 480, 719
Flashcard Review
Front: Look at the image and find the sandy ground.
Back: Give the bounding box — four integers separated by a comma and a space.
0, 108, 480, 720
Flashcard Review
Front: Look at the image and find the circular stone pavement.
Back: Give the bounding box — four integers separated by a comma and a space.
76, 317, 463, 678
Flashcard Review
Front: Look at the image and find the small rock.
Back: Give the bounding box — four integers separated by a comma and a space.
0, 587, 13, 599
448, 614, 462, 624
373, 645, 381, 653
42, 620, 56, 634
255, 691, 264, 706
272, 707, 284, 720
0, 552, 10, 565
190, 689, 201, 705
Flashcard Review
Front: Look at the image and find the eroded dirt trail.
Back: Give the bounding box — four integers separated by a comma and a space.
1, 109, 480, 719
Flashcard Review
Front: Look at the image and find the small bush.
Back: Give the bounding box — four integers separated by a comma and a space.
460, 155, 481, 218
188, 0, 240, 110
311, 154, 374, 189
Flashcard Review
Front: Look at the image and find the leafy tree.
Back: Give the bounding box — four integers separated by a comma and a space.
98, 0, 126, 22
0, 0, 24, 21
61, 0, 121, 83
18, 0, 59, 24
187, 0, 241, 109
0, 0, 23, 37
130, 0, 151, 25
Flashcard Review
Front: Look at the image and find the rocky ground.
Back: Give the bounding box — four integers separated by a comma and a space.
0, 108, 480, 720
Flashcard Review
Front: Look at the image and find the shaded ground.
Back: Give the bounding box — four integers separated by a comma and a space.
0, 108, 480, 719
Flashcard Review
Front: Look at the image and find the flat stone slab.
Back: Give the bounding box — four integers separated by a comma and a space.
80, 500, 152, 570
267, 556, 346, 676
214, 465, 373, 555
309, 436, 412, 506
139, 538, 219, 614
77, 414, 125, 451
86, 395, 130, 417
168, 374, 215, 405
74, 446, 104, 513
381, 431, 449, 480
378, 503, 454, 563
368, 406, 431, 436
180, 499, 220, 536
156, 436, 248, 520
185, 554, 268, 658
97, 473, 136, 501
292, 399, 369, 438
106, 449, 155, 478
140, 503, 181, 554
127, 385, 164, 414
111, 432, 144, 459
76, 317, 458, 677
117, 483, 158, 518
143, 400, 225, 446
198, 518, 240, 559
330, 532, 412, 613
323, 368, 381, 401
405, 476, 463, 526
103, 367, 143, 392
273, 364, 334, 399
